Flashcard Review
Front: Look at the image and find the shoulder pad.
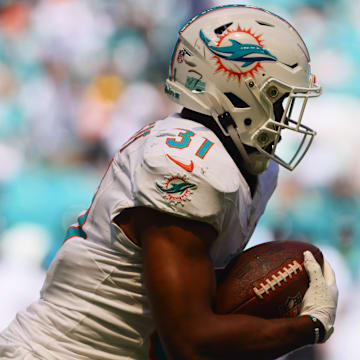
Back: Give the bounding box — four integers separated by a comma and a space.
132, 118, 242, 231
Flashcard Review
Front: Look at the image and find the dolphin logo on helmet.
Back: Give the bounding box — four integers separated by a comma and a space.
200, 30, 277, 68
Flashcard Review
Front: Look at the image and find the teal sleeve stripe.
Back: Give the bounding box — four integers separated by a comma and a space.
78, 212, 88, 227
65, 226, 86, 240
65, 209, 89, 240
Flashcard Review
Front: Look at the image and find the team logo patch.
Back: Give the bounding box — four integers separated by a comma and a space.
279, 292, 302, 317
156, 174, 197, 206
200, 26, 277, 81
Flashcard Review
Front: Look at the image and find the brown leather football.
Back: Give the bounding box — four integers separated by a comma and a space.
216, 240, 323, 318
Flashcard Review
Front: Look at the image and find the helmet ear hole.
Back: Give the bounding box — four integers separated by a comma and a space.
224, 92, 249, 108
244, 118, 252, 126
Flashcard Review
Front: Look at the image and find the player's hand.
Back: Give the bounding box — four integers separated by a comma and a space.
300, 250, 338, 342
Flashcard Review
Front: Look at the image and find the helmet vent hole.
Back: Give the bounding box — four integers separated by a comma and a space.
214, 22, 233, 35
284, 62, 298, 69
224, 92, 249, 108
256, 20, 275, 27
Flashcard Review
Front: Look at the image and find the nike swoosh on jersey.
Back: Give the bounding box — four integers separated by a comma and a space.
167, 154, 194, 172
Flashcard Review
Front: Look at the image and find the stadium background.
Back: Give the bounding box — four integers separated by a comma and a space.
0, 0, 358, 359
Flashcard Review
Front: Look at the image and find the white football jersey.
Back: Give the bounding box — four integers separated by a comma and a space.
0, 114, 278, 359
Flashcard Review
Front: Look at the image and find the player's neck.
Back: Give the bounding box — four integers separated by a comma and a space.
180, 108, 258, 197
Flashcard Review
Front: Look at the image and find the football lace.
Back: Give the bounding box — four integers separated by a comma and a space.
253, 260, 303, 300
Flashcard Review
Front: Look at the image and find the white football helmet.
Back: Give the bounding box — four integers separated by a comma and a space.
165, 5, 321, 174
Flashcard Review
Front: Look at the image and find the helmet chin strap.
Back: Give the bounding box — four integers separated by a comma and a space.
202, 91, 269, 175
225, 117, 269, 175
247, 151, 271, 174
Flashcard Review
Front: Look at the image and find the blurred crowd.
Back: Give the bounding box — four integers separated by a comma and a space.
0, 0, 359, 359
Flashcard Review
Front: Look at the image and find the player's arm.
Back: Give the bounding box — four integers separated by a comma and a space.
129, 207, 326, 360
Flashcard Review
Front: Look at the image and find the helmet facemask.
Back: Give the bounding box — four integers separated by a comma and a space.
246, 77, 321, 171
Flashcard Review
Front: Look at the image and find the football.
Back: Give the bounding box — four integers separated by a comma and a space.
216, 240, 323, 318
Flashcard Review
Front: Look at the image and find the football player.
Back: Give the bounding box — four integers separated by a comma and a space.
0, 5, 337, 360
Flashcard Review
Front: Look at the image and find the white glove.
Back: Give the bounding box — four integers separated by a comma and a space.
300, 250, 338, 342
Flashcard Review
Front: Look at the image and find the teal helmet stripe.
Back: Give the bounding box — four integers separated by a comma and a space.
173, 5, 251, 79
169, 38, 181, 80
180, 4, 249, 33
180, 4, 294, 34
178, 4, 309, 60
